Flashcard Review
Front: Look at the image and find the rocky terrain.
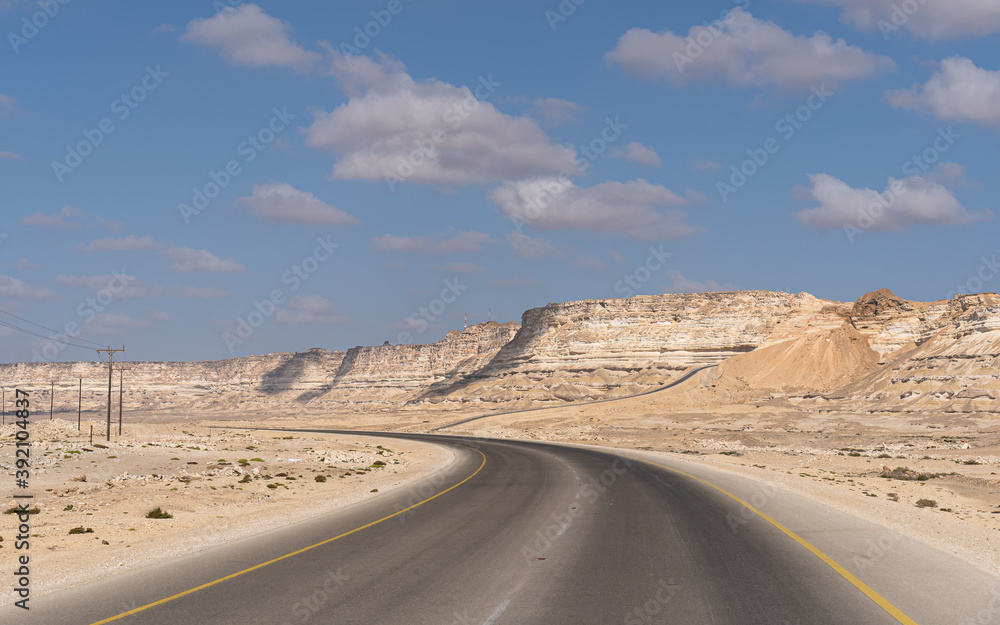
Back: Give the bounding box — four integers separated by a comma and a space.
5, 288, 1000, 416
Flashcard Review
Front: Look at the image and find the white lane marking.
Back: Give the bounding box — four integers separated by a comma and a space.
482, 599, 511, 625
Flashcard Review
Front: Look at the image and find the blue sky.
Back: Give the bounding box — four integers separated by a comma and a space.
1, 0, 999, 362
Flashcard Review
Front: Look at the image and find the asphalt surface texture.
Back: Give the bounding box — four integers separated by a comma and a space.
7, 431, 999, 625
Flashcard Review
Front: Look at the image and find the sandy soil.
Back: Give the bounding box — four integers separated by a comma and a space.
0, 419, 453, 596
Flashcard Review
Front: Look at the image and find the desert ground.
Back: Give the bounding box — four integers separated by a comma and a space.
3, 391, 999, 596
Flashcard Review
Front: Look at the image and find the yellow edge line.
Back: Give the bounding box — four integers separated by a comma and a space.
88, 446, 487, 625
631, 455, 920, 625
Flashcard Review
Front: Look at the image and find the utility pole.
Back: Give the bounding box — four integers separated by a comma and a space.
2, 387, 4, 425
96, 346, 124, 442
78, 379, 82, 431
50, 380, 53, 420
118, 368, 123, 436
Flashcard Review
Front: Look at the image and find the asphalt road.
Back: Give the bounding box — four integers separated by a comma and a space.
8, 432, 999, 625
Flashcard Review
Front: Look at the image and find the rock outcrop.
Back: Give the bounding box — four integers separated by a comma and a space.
6, 288, 1000, 415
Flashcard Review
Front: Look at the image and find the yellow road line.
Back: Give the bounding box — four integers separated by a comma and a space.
89, 446, 487, 625
631, 455, 920, 625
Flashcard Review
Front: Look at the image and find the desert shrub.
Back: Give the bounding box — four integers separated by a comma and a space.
68, 527, 94, 534
915, 499, 938, 508
315, 475, 327, 482
146, 507, 173, 519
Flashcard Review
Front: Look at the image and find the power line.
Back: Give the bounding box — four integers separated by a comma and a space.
0, 307, 106, 347
0, 319, 100, 351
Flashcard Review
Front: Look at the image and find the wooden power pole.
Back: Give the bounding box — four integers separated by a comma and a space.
78, 379, 82, 431
50, 381, 53, 420
96, 346, 124, 441
118, 368, 123, 436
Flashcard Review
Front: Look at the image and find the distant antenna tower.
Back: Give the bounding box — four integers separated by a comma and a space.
488, 307, 491, 322
464, 313, 467, 330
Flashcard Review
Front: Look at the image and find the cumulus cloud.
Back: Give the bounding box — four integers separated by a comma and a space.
885, 56, 1000, 127
56, 273, 149, 299
605, 8, 894, 90
435, 262, 486, 273
275, 295, 350, 324
663, 271, 739, 294
690, 159, 722, 171
0, 275, 59, 300
303, 52, 580, 186
236, 182, 359, 225
182, 4, 320, 73
529, 97, 585, 125
371, 230, 496, 254
492, 177, 695, 240
77, 234, 158, 252
23, 206, 121, 230
793, 166, 993, 231
789, 0, 1000, 39
162, 247, 246, 273
506, 232, 556, 260
173, 285, 231, 299
88, 311, 166, 335
0, 151, 24, 160
14, 259, 39, 270
610, 141, 661, 166
77, 235, 245, 273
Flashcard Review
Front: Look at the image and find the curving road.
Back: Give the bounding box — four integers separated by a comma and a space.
9, 432, 999, 625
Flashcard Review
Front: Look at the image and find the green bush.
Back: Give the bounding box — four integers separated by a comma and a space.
315, 475, 327, 482
146, 507, 173, 519
68, 527, 94, 535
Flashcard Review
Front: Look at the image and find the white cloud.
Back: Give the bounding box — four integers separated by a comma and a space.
0, 151, 24, 160
77, 234, 158, 252
77, 235, 245, 273
610, 141, 661, 166
371, 230, 496, 254
529, 97, 585, 125
435, 262, 486, 273
885, 57, 1000, 127
173, 285, 231, 299
23, 206, 121, 230
88, 311, 164, 335
236, 182, 359, 225
793, 167, 993, 231
303, 52, 581, 186
605, 8, 894, 90
506, 232, 556, 261
56, 274, 149, 299
789, 0, 1000, 39
0, 275, 59, 300
14, 259, 39, 270
690, 159, 722, 171
663, 270, 739, 294
162, 246, 246, 273
493, 177, 695, 240
275, 295, 350, 324
182, 4, 320, 73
